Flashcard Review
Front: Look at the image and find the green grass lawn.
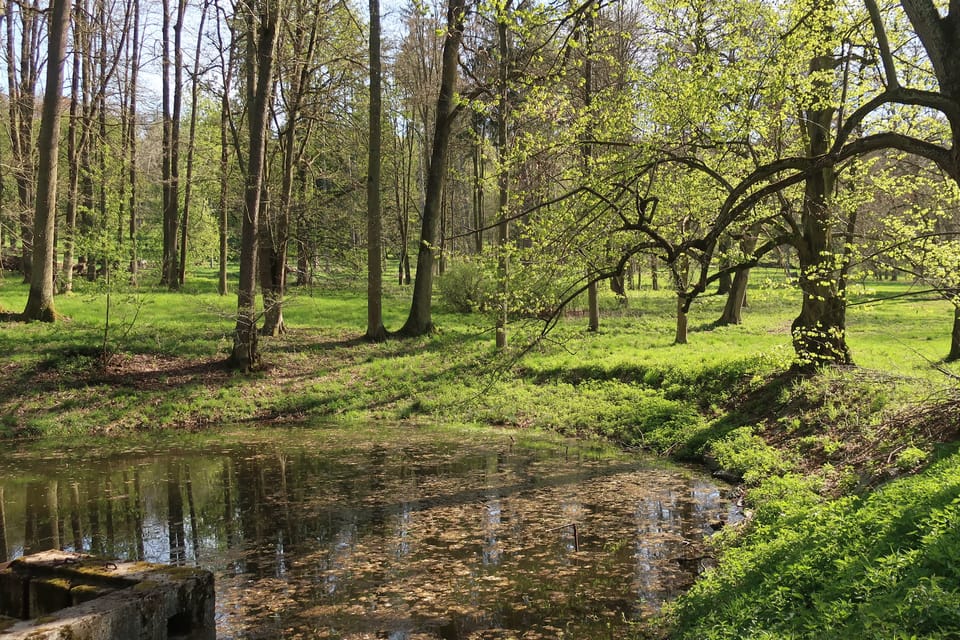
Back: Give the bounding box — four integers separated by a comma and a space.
1, 264, 958, 639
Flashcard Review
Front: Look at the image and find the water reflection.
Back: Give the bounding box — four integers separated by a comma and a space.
0, 429, 736, 638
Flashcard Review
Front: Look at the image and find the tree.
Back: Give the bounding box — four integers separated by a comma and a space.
160, 0, 187, 289
5, 0, 42, 283
230, 0, 281, 370
179, 0, 210, 285
22, 0, 70, 321
214, 0, 235, 297
365, 0, 387, 341
397, 0, 468, 337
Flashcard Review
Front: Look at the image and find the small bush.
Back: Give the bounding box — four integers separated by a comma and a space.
437, 260, 493, 313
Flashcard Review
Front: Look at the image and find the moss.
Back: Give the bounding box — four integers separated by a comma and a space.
132, 580, 159, 593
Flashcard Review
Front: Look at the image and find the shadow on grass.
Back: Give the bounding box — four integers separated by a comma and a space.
673, 446, 960, 638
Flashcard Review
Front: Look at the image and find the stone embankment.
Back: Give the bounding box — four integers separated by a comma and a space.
0, 550, 213, 639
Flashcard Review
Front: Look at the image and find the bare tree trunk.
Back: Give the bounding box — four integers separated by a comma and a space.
230, 0, 279, 370
96, 1, 108, 281
472, 112, 484, 254
716, 227, 760, 326
717, 268, 750, 326
127, 0, 141, 283
715, 236, 732, 295
6, 0, 40, 283
23, 0, 69, 321
583, 1, 599, 332
948, 303, 960, 362
159, 0, 183, 289
398, 0, 466, 337
179, 0, 208, 285
495, 5, 510, 349
60, 20, 82, 294
394, 120, 414, 286
674, 293, 688, 345
365, 0, 386, 341
673, 256, 689, 345
215, 0, 234, 296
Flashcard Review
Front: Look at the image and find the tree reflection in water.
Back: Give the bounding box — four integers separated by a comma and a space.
0, 429, 738, 638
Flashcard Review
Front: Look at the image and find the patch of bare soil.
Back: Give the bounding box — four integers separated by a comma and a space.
96, 352, 234, 390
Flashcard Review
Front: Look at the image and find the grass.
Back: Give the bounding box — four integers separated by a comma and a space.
1, 264, 959, 638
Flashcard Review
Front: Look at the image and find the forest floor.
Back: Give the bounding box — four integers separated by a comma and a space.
1, 267, 959, 638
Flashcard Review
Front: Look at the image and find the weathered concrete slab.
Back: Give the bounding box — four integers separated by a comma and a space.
0, 550, 214, 639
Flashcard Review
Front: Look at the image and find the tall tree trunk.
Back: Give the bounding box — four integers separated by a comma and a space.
365, 0, 386, 341
96, 1, 108, 281
6, 0, 40, 283
790, 40, 851, 369
472, 112, 485, 254
127, 0, 141, 283
60, 20, 82, 294
295, 164, 310, 287
179, 0, 208, 285
23, 0, 69, 322
495, 4, 510, 349
583, 1, 599, 332
160, 0, 183, 289
398, 0, 467, 337
215, 0, 234, 296
230, 0, 279, 370
394, 121, 414, 286
261, 1, 320, 336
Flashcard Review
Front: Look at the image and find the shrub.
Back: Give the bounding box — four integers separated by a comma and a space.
437, 260, 493, 313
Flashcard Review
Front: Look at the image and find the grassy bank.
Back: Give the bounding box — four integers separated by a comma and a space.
1, 267, 958, 638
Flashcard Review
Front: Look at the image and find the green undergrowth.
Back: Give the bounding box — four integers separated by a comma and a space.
2, 268, 960, 639
669, 446, 960, 639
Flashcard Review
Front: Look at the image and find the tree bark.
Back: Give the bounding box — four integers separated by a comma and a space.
948, 303, 960, 362
159, 0, 183, 289
495, 4, 510, 349
472, 111, 485, 254
127, 0, 141, 284
398, 0, 467, 337
717, 268, 750, 326
230, 0, 280, 370
715, 236, 732, 295
215, 0, 234, 297
674, 293, 688, 345
60, 20, 82, 294
716, 228, 759, 326
23, 0, 69, 322
584, 1, 599, 332
365, 0, 387, 341
179, 0, 208, 286
790, 41, 852, 369
6, 0, 40, 284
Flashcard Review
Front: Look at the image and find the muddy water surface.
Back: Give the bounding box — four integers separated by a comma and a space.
0, 425, 737, 639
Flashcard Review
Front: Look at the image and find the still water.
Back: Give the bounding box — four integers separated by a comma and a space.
0, 425, 737, 639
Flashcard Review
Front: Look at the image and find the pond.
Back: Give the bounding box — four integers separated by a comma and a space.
0, 425, 738, 639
